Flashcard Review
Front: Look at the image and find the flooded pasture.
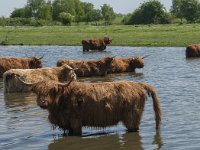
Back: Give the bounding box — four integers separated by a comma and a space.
0, 46, 200, 150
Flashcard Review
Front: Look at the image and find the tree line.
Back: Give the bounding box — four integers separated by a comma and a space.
1, 0, 200, 26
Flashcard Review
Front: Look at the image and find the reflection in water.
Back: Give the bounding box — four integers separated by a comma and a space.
4, 92, 36, 109
152, 130, 164, 150
79, 72, 144, 83
49, 132, 144, 150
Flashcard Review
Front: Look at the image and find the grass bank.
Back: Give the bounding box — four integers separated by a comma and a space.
0, 24, 200, 46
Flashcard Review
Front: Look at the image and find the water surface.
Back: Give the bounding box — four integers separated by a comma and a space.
0, 46, 200, 150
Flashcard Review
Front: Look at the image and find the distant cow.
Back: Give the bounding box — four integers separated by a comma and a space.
108, 56, 144, 73
3, 64, 77, 93
18, 78, 161, 136
57, 57, 114, 77
0, 57, 43, 78
186, 44, 200, 58
82, 37, 112, 51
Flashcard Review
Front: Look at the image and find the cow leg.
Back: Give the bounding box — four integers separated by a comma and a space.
69, 118, 82, 136
122, 111, 142, 132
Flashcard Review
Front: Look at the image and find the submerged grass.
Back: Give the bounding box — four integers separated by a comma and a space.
0, 24, 200, 46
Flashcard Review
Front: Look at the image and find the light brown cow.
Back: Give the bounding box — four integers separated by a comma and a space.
18, 78, 161, 136
57, 57, 114, 77
108, 56, 144, 73
82, 37, 112, 51
0, 57, 43, 78
3, 64, 77, 93
186, 44, 200, 58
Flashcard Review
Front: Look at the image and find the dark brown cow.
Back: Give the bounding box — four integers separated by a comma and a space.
186, 44, 200, 58
82, 37, 112, 51
0, 57, 43, 78
108, 56, 144, 73
18, 79, 161, 136
57, 57, 114, 77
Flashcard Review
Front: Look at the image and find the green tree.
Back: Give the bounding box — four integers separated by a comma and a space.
127, 0, 170, 24
80, 2, 94, 22
26, 0, 46, 18
59, 12, 74, 25
101, 4, 116, 24
180, 0, 199, 22
10, 8, 26, 18
38, 0, 52, 20
170, 0, 183, 21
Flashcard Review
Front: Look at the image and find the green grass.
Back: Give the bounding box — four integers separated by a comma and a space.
0, 24, 200, 46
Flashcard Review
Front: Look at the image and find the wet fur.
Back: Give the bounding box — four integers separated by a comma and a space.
57, 57, 113, 77
186, 44, 200, 58
0, 57, 42, 78
31, 80, 161, 136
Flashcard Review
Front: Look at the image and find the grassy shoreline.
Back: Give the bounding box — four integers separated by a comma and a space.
0, 24, 200, 47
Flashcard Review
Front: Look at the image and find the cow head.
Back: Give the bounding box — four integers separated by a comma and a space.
59, 64, 77, 81
103, 37, 112, 45
131, 57, 144, 69
17, 77, 73, 109
28, 56, 43, 68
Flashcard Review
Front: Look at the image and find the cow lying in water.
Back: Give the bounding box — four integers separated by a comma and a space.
108, 56, 144, 73
82, 37, 112, 51
3, 64, 77, 93
57, 57, 114, 77
18, 78, 161, 136
0, 56, 43, 78
186, 44, 200, 58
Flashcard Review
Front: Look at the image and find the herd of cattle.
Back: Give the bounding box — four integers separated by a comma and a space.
1, 38, 199, 136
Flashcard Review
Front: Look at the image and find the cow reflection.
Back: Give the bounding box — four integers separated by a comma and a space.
49, 130, 163, 150
4, 92, 36, 109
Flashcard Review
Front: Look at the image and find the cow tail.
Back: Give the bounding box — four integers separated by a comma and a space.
139, 83, 161, 129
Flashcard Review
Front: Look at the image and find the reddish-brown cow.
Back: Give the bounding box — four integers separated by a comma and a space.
0, 57, 43, 78
82, 37, 112, 51
108, 56, 144, 73
186, 44, 200, 58
57, 57, 114, 77
18, 79, 162, 136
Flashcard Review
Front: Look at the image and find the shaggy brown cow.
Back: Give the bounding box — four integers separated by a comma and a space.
3, 64, 77, 93
108, 56, 144, 73
186, 44, 200, 58
0, 57, 43, 78
82, 37, 112, 51
57, 57, 114, 77
18, 78, 161, 136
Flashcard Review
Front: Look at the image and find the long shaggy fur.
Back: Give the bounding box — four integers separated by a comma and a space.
30, 80, 161, 135
57, 57, 114, 77
0, 57, 42, 78
82, 37, 112, 51
3, 65, 76, 93
108, 57, 144, 73
186, 44, 200, 58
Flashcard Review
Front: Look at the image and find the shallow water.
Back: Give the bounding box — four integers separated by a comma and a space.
0, 46, 200, 150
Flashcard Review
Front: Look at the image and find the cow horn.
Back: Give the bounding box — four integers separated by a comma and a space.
142, 55, 150, 59
16, 75, 38, 86
57, 78, 74, 87
111, 56, 116, 59
38, 54, 44, 60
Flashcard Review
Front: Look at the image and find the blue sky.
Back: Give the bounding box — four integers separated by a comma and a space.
0, 0, 172, 17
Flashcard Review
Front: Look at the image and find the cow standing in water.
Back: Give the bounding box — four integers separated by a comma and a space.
3, 64, 77, 93
186, 44, 200, 58
18, 78, 162, 136
0, 57, 43, 77
57, 57, 114, 77
82, 37, 112, 51
108, 56, 145, 73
